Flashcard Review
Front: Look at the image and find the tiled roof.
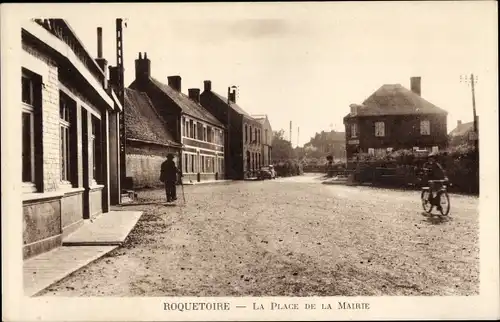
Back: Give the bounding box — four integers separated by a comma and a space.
124, 88, 181, 147
449, 121, 474, 137
346, 84, 447, 118
150, 78, 224, 128
212, 92, 252, 117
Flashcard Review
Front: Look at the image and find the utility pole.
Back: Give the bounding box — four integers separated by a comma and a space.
289, 121, 292, 146
116, 18, 126, 193
460, 74, 479, 153
297, 127, 300, 148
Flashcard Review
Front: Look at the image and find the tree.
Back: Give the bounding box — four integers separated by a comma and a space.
272, 129, 295, 161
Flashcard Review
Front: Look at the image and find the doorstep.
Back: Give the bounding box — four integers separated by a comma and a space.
63, 210, 143, 246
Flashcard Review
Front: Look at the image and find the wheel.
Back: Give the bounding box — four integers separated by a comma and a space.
421, 190, 433, 213
438, 191, 450, 216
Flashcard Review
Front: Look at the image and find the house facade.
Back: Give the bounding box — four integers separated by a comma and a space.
21, 20, 122, 259
122, 87, 182, 188
129, 53, 226, 183
343, 77, 448, 159
448, 118, 479, 147
252, 114, 273, 166
200, 80, 263, 179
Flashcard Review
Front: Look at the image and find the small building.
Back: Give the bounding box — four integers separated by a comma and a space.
252, 114, 273, 166
123, 87, 183, 188
448, 118, 479, 147
21, 19, 122, 259
343, 77, 448, 159
200, 81, 263, 179
129, 53, 226, 183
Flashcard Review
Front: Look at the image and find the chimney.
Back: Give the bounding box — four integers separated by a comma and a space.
457, 120, 462, 126
134, 52, 151, 82
167, 76, 182, 92
203, 80, 212, 92
97, 27, 103, 58
349, 104, 359, 115
95, 27, 108, 89
410, 76, 421, 96
229, 91, 236, 103
188, 88, 200, 103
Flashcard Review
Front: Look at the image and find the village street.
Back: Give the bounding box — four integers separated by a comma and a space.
39, 174, 479, 296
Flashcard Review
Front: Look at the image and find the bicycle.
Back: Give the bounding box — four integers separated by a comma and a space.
421, 179, 451, 216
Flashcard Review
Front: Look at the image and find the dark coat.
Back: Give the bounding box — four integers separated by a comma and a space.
160, 160, 178, 183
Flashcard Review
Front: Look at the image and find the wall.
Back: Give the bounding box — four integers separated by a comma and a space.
345, 114, 448, 158
23, 197, 62, 259
126, 140, 180, 188
21, 30, 113, 259
61, 191, 84, 237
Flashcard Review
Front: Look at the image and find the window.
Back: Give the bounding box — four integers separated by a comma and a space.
59, 94, 72, 183
375, 122, 385, 137
22, 74, 35, 184
368, 148, 375, 156
190, 154, 195, 173
254, 128, 257, 143
91, 116, 102, 183
184, 154, 189, 173
197, 123, 203, 140
351, 123, 358, 138
189, 120, 194, 138
244, 124, 248, 143
203, 126, 207, 141
182, 117, 186, 137
432, 146, 439, 153
201, 155, 205, 172
265, 129, 268, 144
420, 120, 430, 135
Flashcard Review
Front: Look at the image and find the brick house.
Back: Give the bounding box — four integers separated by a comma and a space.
343, 77, 448, 159
252, 114, 273, 166
122, 87, 183, 188
448, 118, 479, 147
129, 53, 226, 183
21, 20, 122, 259
200, 81, 263, 179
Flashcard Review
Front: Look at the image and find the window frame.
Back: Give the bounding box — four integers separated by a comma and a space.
374, 121, 385, 137
420, 120, 431, 136
351, 123, 358, 138
21, 72, 36, 192
59, 94, 72, 185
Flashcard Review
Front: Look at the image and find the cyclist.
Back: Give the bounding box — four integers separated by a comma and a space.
422, 152, 449, 211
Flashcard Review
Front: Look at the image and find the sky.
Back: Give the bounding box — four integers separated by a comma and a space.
33, 2, 498, 147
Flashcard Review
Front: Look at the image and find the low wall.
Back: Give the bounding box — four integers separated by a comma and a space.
90, 186, 103, 218
61, 190, 84, 237
23, 196, 62, 259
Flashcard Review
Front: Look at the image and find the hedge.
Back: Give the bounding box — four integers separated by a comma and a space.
348, 145, 479, 194
273, 160, 304, 177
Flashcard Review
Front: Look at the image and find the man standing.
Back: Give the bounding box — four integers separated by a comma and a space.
160, 153, 182, 203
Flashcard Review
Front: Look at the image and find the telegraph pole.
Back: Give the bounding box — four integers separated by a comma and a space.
116, 18, 126, 191
460, 74, 479, 153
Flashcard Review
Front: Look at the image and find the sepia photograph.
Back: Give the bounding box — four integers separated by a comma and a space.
1, 1, 499, 321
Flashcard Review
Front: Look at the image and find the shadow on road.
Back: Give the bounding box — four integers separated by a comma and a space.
420, 212, 452, 225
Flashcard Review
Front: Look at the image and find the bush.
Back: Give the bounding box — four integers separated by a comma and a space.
349, 147, 479, 194
273, 160, 304, 177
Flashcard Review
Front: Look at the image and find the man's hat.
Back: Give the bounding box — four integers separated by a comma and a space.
167, 153, 174, 159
